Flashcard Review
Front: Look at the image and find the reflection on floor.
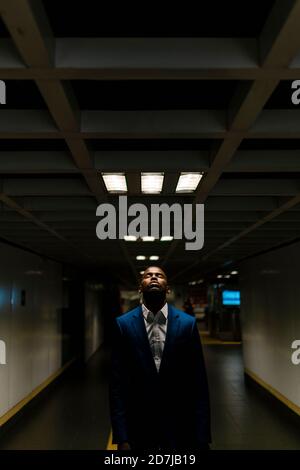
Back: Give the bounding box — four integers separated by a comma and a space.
205, 345, 300, 450
200, 330, 241, 345
0, 341, 299, 450
0, 349, 111, 450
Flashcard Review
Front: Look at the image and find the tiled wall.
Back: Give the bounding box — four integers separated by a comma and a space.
0, 242, 63, 418
240, 242, 300, 408
85, 282, 104, 360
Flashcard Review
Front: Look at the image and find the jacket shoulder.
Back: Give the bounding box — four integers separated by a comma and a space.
115, 306, 141, 324
170, 306, 196, 325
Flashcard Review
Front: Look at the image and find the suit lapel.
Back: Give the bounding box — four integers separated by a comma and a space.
131, 305, 158, 375
159, 304, 180, 375
130, 304, 181, 376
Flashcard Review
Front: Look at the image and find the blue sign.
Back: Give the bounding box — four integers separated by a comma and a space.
222, 290, 240, 306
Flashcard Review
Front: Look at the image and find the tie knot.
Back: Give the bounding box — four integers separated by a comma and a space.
146, 310, 166, 325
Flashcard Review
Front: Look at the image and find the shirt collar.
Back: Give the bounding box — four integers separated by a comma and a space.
142, 302, 168, 321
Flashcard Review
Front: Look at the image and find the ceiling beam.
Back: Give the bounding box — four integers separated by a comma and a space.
195, 0, 300, 204
1, 109, 300, 139
0, 192, 94, 263
1, 36, 300, 80
1, 149, 300, 174
164, 0, 300, 266
170, 192, 300, 281
0, 0, 138, 281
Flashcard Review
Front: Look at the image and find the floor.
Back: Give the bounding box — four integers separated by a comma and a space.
0, 349, 111, 450
0, 341, 299, 450
206, 345, 300, 450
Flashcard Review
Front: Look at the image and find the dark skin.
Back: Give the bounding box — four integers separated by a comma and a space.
118, 266, 170, 451
139, 266, 170, 313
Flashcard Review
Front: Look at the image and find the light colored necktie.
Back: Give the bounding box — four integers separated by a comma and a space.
146, 310, 166, 325
146, 310, 166, 371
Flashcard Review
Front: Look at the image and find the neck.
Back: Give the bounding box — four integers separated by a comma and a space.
143, 294, 166, 314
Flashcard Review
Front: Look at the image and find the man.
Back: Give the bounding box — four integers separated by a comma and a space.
109, 266, 211, 451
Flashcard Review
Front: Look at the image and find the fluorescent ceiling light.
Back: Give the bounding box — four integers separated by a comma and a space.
217, 275, 223, 279
140, 271, 145, 275
141, 173, 164, 194
102, 173, 127, 193
142, 236, 155, 242
175, 172, 203, 193
136, 255, 146, 260
124, 235, 137, 241
224, 275, 231, 278
231, 270, 238, 275
149, 255, 159, 261
160, 236, 173, 242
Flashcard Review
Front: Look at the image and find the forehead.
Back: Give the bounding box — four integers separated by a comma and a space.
143, 267, 166, 277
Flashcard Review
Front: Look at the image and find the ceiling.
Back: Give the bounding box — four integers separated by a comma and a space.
0, 0, 300, 287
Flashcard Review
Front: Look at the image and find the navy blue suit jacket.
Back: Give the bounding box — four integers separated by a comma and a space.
109, 304, 211, 449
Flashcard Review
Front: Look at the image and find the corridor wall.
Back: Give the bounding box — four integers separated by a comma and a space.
240, 240, 300, 410
0, 242, 63, 419
85, 282, 104, 361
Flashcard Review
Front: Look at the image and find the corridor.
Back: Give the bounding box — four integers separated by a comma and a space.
0, 341, 299, 450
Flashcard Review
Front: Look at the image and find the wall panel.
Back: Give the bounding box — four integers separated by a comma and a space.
240, 241, 300, 408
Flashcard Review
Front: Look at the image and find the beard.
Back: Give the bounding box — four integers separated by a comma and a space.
142, 288, 167, 307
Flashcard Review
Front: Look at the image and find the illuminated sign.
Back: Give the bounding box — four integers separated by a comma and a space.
222, 290, 240, 306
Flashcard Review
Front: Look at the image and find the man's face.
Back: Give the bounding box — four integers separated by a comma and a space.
139, 266, 169, 295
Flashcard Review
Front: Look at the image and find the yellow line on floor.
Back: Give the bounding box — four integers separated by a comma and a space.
200, 333, 241, 345
0, 358, 75, 427
106, 430, 117, 450
245, 367, 300, 417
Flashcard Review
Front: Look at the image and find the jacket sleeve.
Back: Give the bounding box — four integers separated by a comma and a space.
190, 319, 212, 444
109, 318, 129, 444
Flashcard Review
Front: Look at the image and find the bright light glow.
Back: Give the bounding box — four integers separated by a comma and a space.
160, 236, 173, 242
140, 271, 145, 275
149, 255, 159, 261
175, 172, 203, 193
231, 270, 238, 275
136, 255, 146, 260
141, 173, 164, 194
124, 235, 137, 241
217, 275, 223, 279
224, 274, 231, 279
102, 173, 127, 193
142, 236, 155, 242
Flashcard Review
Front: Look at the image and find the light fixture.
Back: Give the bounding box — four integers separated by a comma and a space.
217, 275, 223, 279
175, 172, 203, 193
102, 173, 127, 193
141, 173, 164, 194
149, 255, 159, 261
142, 236, 155, 242
224, 275, 231, 279
136, 255, 146, 260
124, 235, 137, 241
140, 271, 145, 275
231, 270, 238, 275
160, 236, 173, 242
